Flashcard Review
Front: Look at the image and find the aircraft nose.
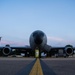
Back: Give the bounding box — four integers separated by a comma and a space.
33, 30, 44, 45
34, 36, 43, 44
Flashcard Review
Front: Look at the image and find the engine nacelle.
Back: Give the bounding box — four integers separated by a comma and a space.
65, 45, 73, 56
2, 45, 12, 56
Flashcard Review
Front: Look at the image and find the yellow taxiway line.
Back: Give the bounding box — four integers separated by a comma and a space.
29, 58, 43, 75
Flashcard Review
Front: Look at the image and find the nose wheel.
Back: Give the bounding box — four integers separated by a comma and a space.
35, 48, 41, 58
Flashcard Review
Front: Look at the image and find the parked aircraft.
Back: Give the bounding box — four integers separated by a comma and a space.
0, 30, 75, 57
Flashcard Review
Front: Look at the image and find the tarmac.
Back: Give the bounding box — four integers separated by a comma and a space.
0, 57, 75, 75
0, 57, 35, 75
41, 58, 75, 75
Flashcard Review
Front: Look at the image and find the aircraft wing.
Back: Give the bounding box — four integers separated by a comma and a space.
50, 45, 75, 57
11, 46, 31, 50
0, 45, 32, 56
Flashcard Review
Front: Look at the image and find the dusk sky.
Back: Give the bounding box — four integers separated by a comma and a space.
0, 0, 75, 47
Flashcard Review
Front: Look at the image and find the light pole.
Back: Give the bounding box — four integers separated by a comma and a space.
0, 37, 2, 41
0, 37, 2, 46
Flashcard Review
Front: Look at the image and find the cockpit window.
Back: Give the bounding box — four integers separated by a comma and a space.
33, 31, 44, 37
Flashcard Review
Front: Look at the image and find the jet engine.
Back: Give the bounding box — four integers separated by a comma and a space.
65, 45, 74, 56
2, 45, 12, 56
